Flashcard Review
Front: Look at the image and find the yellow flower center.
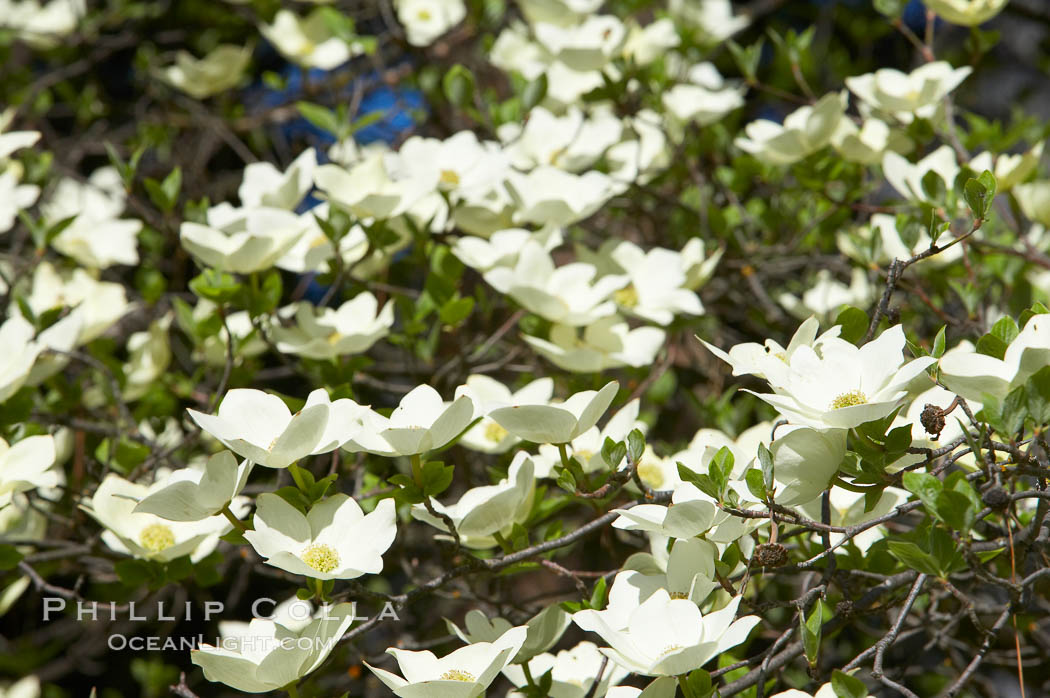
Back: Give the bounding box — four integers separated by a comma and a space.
657, 644, 684, 659
575, 449, 594, 463
139, 523, 175, 553
614, 284, 639, 309
439, 669, 475, 682
301, 544, 340, 573
830, 390, 868, 410
668, 591, 689, 600
418, 9, 432, 20
484, 421, 508, 443
439, 169, 460, 187
637, 460, 665, 489
327, 330, 344, 345
774, 351, 788, 362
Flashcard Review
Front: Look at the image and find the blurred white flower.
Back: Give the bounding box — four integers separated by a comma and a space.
0, 315, 43, 404
272, 294, 394, 360
846, 61, 971, 123
924, 0, 1008, 26
939, 313, 1050, 403
532, 398, 645, 477
122, 314, 173, 401
483, 241, 627, 326
158, 44, 251, 100
451, 227, 563, 273
395, 0, 466, 46
668, 0, 749, 42
882, 145, 959, 203
831, 117, 912, 165
499, 106, 622, 173
524, 317, 666, 373
448, 605, 570, 663
504, 641, 631, 698
261, 9, 363, 70
45, 167, 141, 269
0, 435, 57, 509
24, 262, 130, 344
969, 142, 1043, 191
505, 167, 616, 227
663, 63, 746, 127
736, 92, 847, 165
180, 205, 307, 274
0, 170, 39, 235
777, 268, 874, 323
239, 148, 316, 210
533, 15, 627, 71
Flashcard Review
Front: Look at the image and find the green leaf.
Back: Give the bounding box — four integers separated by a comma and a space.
677, 462, 720, 500
830, 669, 868, 698
421, 461, 455, 496
744, 468, 768, 501
0, 544, 23, 570
189, 270, 242, 304
932, 325, 946, 358
555, 467, 577, 495
144, 167, 181, 213
975, 331, 1008, 360
726, 39, 763, 82
600, 437, 627, 471
887, 541, 941, 576
800, 601, 822, 666
521, 72, 547, 111
443, 65, 475, 107
1024, 366, 1050, 423
921, 170, 946, 202
834, 306, 869, 345
588, 575, 607, 609
114, 559, 158, 587
439, 296, 474, 326
626, 429, 645, 464
296, 101, 342, 136
990, 315, 1019, 345
757, 443, 774, 493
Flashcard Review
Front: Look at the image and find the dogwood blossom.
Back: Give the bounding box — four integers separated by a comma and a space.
188, 388, 369, 468
272, 294, 394, 360
488, 381, 618, 444
573, 591, 760, 676
395, 0, 466, 46
454, 376, 554, 453
736, 92, 847, 165
342, 385, 474, 457
261, 9, 362, 70
939, 313, 1050, 403
484, 242, 626, 326
367, 625, 527, 696
532, 398, 645, 477
924, 0, 1008, 26
883, 145, 960, 204
504, 641, 630, 698
157, 44, 251, 100
0, 315, 43, 404
846, 61, 972, 122
411, 452, 535, 548
83, 473, 245, 562
134, 451, 253, 522
778, 269, 874, 323
191, 602, 354, 692
239, 148, 317, 211
448, 606, 569, 663
45, 167, 141, 269
245, 494, 396, 580
525, 317, 666, 373
180, 205, 307, 274
740, 325, 937, 429
0, 435, 57, 508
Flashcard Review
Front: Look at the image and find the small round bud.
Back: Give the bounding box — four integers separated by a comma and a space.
981, 486, 1010, 510
920, 403, 946, 439
836, 600, 854, 617
752, 543, 788, 568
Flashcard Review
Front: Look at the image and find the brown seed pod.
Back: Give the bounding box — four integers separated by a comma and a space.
920, 403, 946, 439
752, 543, 788, 568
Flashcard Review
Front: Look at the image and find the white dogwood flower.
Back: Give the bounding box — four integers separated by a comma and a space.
0, 435, 57, 508
0, 315, 43, 404
83, 473, 244, 562
192, 602, 354, 693
532, 398, 645, 477
735, 92, 846, 165
134, 451, 253, 522
448, 606, 570, 663
261, 9, 363, 70
411, 452, 535, 548
454, 376, 554, 454
846, 61, 971, 122
488, 381, 618, 444
743, 325, 937, 429
188, 388, 369, 468
924, 0, 1007, 26
157, 44, 251, 100
505, 167, 617, 227
939, 313, 1050, 403
45, 167, 141, 269
245, 494, 396, 580
343, 385, 474, 457
272, 294, 394, 360
484, 241, 627, 326
525, 317, 666, 373
395, 0, 466, 46
239, 148, 317, 211
367, 625, 527, 696
883, 145, 960, 204
573, 591, 760, 677
180, 205, 307, 274
504, 641, 631, 698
